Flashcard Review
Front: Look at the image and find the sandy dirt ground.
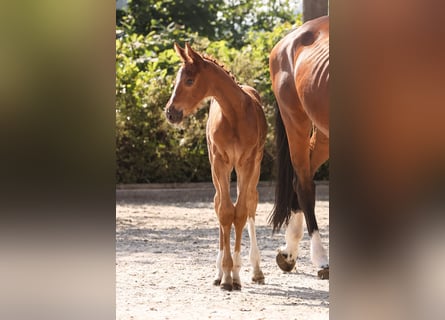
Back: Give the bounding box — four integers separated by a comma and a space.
116, 184, 329, 319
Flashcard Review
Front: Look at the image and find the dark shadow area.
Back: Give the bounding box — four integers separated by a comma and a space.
116, 224, 219, 257
246, 282, 329, 307
116, 182, 328, 204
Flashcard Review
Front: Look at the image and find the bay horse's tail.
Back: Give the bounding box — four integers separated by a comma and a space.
269, 102, 300, 233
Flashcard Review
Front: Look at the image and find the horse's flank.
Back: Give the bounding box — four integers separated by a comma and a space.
270, 16, 329, 137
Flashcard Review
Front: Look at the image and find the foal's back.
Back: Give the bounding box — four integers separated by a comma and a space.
207, 86, 267, 166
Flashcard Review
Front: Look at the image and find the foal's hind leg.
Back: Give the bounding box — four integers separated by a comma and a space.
233, 158, 265, 289
247, 215, 265, 284
213, 225, 223, 286
244, 159, 265, 284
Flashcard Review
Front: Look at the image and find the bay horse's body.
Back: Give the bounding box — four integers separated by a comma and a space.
165, 43, 267, 291
269, 16, 329, 277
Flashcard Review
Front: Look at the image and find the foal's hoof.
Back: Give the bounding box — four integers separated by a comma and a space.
220, 283, 233, 291
276, 252, 296, 272
317, 267, 329, 280
252, 276, 265, 285
252, 272, 265, 284
233, 282, 242, 291
213, 279, 221, 286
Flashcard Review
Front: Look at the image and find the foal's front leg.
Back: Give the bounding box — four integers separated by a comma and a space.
213, 196, 235, 291
211, 156, 235, 290
217, 199, 235, 291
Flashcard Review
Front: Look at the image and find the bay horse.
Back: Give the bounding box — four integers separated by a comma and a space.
268, 16, 329, 278
165, 43, 267, 291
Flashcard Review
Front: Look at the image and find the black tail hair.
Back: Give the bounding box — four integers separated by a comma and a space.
268, 102, 300, 233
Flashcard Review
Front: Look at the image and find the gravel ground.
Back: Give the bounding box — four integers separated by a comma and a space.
116, 184, 329, 319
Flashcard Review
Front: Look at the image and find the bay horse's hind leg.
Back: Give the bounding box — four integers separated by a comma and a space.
281, 103, 328, 276
276, 211, 304, 272
308, 128, 329, 275
280, 126, 329, 276
292, 156, 329, 274
272, 79, 313, 273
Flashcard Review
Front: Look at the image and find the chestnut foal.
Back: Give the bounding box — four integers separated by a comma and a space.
165, 43, 267, 291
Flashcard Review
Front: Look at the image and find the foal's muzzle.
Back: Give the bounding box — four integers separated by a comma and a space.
165, 105, 183, 124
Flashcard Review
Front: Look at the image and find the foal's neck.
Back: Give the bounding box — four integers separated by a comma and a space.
204, 60, 246, 118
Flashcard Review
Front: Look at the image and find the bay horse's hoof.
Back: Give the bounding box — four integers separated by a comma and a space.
276, 251, 296, 272
213, 279, 221, 286
220, 283, 233, 291
317, 267, 329, 280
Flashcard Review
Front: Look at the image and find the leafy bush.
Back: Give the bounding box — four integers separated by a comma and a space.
116, 28, 212, 183
116, 13, 329, 183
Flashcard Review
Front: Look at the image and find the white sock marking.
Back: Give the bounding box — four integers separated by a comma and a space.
281, 212, 304, 260
310, 230, 329, 268
232, 251, 242, 283
215, 250, 223, 281
247, 217, 261, 269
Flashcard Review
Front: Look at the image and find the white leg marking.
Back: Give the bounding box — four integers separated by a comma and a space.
280, 212, 304, 261
248, 217, 264, 282
215, 250, 223, 282
310, 230, 329, 268
232, 251, 242, 284
247, 217, 261, 269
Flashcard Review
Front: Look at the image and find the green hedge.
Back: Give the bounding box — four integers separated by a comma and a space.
116, 20, 329, 183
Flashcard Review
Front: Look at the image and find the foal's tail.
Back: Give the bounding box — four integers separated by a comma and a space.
268, 103, 300, 233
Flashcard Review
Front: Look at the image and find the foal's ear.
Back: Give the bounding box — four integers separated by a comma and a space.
185, 42, 204, 65
174, 42, 190, 63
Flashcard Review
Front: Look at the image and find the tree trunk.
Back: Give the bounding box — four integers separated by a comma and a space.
303, 0, 328, 22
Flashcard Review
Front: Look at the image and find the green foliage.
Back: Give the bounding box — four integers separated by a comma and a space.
216, 0, 297, 48
116, 28, 212, 182
116, 3, 329, 183
120, 0, 299, 48
123, 0, 224, 38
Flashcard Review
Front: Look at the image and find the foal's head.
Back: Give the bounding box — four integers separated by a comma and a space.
165, 43, 208, 124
